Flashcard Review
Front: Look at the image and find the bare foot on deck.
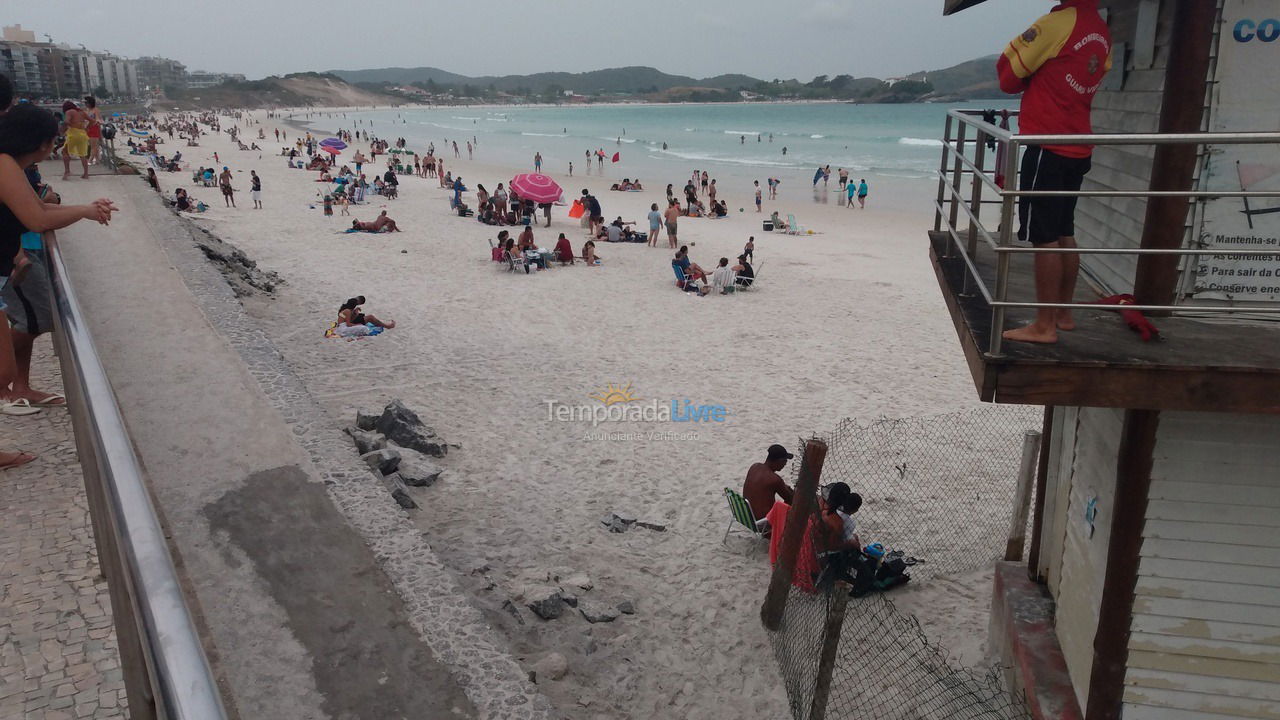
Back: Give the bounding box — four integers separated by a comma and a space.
1002, 324, 1058, 344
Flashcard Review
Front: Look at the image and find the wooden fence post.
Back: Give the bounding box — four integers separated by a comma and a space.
1004, 430, 1042, 561
808, 582, 851, 720
760, 439, 829, 632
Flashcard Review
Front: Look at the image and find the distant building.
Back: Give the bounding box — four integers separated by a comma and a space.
0, 41, 45, 95
76, 52, 139, 98
2, 24, 36, 43
186, 70, 246, 89
136, 56, 187, 92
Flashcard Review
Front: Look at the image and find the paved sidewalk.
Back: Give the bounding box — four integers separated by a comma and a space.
0, 338, 127, 720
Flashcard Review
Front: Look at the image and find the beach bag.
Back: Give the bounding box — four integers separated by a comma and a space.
568, 199, 584, 218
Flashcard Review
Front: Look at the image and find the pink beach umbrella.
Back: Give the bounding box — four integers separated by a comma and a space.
320, 145, 341, 155
510, 173, 563, 204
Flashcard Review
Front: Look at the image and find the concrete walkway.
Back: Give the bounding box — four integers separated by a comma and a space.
43, 168, 550, 718
0, 343, 127, 720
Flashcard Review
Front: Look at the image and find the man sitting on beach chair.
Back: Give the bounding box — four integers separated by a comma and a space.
742, 444, 795, 532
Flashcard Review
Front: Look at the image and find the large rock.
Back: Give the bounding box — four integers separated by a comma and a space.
600, 512, 636, 534
361, 449, 401, 475
383, 472, 417, 509
355, 410, 379, 431
579, 601, 620, 624
526, 589, 567, 620
617, 601, 635, 615
344, 427, 387, 455
397, 448, 444, 487
375, 399, 447, 457
533, 652, 569, 682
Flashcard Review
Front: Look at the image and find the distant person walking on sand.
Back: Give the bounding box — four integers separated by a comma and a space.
857, 179, 869, 209
996, 0, 1110, 345
585, 150, 592, 175
754, 181, 762, 212
700, 171, 709, 196
647, 203, 662, 247
846, 178, 857, 209
823, 165, 831, 187
534, 152, 542, 172
664, 199, 680, 249
219, 167, 236, 207
838, 168, 849, 191
250, 170, 262, 209
582, 189, 603, 238
453, 141, 459, 158
568, 161, 573, 177
708, 178, 717, 205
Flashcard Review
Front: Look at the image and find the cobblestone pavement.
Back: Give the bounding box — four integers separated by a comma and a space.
0, 338, 128, 720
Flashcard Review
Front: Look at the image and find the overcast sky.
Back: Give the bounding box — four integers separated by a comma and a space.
7, 0, 1030, 81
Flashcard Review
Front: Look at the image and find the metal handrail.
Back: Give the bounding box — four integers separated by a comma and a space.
43, 230, 228, 720
934, 109, 1280, 357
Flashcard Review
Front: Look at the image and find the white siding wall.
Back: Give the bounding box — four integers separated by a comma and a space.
1075, 1, 1176, 294
1052, 406, 1125, 709
1123, 412, 1280, 719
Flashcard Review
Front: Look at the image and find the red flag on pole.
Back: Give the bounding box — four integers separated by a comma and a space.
611, 152, 620, 163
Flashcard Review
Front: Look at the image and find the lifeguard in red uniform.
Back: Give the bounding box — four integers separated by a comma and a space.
998, 0, 1111, 344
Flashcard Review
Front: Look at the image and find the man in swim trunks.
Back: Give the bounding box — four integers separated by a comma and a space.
664, 199, 680, 249
742, 444, 795, 527
60, 101, 90, 181
219, 167, 236, 207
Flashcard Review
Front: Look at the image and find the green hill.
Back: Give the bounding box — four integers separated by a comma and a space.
326, 56, 1006, 103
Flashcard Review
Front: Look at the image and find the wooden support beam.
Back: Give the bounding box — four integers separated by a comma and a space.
1131, 0, 1219, 309
1027, 406, 1055, 582
1086, 409, 1160, 720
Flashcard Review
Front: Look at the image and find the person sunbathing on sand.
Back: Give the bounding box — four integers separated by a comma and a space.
352, 211, 400, 232
338, 296, 395, 328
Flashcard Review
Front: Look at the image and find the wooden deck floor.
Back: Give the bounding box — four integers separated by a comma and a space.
928, 230, 1280, 413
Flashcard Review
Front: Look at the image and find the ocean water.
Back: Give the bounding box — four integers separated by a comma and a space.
309, 101, 1016, 197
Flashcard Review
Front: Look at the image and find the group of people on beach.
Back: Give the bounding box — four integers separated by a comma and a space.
740, 445, 892, 596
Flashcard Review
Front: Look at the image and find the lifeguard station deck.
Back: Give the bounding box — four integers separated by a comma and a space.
928, 230, 1280, 413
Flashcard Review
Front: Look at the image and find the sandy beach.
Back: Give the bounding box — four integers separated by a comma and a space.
142, 109, 995, 718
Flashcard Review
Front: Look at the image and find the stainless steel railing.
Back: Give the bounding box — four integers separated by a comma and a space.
934, 109, 1280, 356
43, 230, 228, 720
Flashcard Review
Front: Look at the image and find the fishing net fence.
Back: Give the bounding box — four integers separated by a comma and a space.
764, 406, 1042, 720
788, 406, 1043, 582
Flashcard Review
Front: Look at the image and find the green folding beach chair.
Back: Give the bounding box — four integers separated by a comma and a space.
723, 488, 766, 544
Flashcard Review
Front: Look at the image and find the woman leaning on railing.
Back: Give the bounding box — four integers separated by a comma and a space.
0, 75, 118, 470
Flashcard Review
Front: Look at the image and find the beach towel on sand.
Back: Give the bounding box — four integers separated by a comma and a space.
325, 322, 383, 339
766, 501, 821, 593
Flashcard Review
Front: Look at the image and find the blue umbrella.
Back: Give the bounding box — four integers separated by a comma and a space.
320, 137, 347, 150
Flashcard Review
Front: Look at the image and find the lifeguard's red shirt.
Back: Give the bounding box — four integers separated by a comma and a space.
997, 0, 1112, 158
